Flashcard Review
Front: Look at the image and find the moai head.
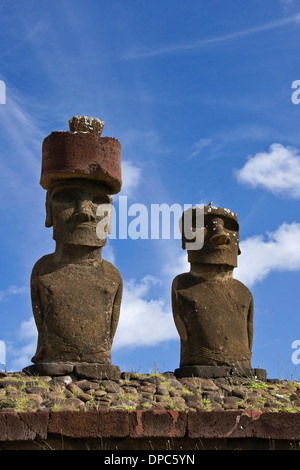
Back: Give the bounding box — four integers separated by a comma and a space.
180, 205, 241, 268
40, 116, 121, 247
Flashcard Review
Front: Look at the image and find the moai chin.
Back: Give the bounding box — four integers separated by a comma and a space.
172, 205, 256, 379
23, 116, 123, 380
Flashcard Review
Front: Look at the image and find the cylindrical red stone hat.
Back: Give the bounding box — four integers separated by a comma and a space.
40, 116, 122, 194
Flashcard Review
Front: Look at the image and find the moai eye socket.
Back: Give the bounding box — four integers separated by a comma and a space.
223, 217, 239, 232
52, 189, 75, 204
92, 195, 111, 205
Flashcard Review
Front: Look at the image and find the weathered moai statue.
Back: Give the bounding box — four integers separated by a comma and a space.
172, 205, 259, 379
23, 116, 123, 380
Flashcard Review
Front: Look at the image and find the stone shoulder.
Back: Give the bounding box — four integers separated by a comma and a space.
31, 254, 56, 277
31, 255, 122, 285
101, 259, 123, 284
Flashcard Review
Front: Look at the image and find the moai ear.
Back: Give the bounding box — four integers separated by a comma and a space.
238, 246, 241, 255
45, 191, 53, 227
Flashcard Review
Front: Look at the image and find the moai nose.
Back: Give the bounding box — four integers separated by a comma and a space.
210, 219, 230, 246
73, 199, 95, 222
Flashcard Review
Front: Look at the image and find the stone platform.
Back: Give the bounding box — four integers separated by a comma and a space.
0, 370, 299, 450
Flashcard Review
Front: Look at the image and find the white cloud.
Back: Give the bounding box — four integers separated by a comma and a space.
9, 317, 37, 371
113, 275, 178, 350
235, 222, 300, 286
119, 160, 142, 198
16, 317, 37, 340
235, 143, 300, 198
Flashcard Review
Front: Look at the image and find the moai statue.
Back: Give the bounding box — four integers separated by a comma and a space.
172, 205, 257, 379
23, 116, 123, 380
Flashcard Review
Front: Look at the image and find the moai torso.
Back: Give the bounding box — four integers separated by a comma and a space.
172, 273, 253, 368
31, 255, 122, 363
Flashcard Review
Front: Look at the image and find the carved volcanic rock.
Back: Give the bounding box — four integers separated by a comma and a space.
30, 256, 123, 365
25, 117, 123, 380
172, 274, 253, 369
172, 205, 254, 374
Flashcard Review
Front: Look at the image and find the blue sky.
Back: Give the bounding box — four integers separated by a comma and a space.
1, 0, 300, 379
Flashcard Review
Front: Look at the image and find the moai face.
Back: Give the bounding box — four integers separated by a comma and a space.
46, 179, 112, 247
183, 206, 241, 268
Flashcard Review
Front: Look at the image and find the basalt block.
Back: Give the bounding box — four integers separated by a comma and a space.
23, 361, 74, 377
74, 362, 121, 381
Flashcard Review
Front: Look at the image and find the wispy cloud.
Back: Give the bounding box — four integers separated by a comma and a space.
0, 85, 44, 191
186, 125, 272, 159
0, 22, 45, 63
186, 138, 212, 159
123, 13, 300, 60
121, 129, 171, 156
280, 0, 299, 13
0, 285, 27, 302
